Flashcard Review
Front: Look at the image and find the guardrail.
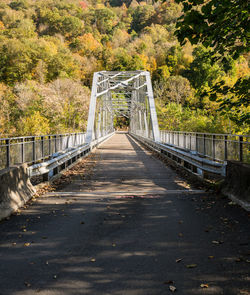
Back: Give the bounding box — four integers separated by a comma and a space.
130, 132, 226, 178
0, 133, 86, 170
27, 131, 115, 182
160, 131, 250, 163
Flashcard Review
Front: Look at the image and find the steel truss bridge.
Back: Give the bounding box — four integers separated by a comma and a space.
85, 71, 160, 143
0, 71, 249, 181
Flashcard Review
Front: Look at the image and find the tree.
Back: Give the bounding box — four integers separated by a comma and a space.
85, 8, 117, 35
19, 111, 50, 135
184, 45, 224, 90
9, 0, 28, 11
154, 75, 193, 105
37, 8, 84, 38
175, 0, 249, 60
174, 0, 249, 125
130, 4, 155, 32
0, 39, 35, 84
165, 76, 193, 105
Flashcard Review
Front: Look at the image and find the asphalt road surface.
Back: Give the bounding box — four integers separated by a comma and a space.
0, 133, 249, 295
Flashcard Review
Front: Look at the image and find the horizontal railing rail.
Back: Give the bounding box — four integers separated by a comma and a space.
0, 133, 86, 170
160, 131, 250, 163
27, 131, 115, 182
130, 132, 226, 177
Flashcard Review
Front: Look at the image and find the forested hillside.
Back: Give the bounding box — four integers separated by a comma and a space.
0, 0, 249, 136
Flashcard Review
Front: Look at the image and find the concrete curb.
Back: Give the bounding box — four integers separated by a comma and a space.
0, 164, 36, 221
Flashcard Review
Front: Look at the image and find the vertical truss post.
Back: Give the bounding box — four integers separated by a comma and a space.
86, 72, 99, 143
145, 72, 160, 142
144, 112, 148, 138
97, 110, 101, 138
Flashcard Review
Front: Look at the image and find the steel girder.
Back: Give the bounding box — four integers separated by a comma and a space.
86, 71, 160, 143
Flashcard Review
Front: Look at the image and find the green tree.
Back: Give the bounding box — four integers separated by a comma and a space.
37, 8, 84, 38
130, 5, 155, 33
175, 0, 249, 60
0, 39, 35, 84
184, 45, 224, 90
173, 0, 249, 125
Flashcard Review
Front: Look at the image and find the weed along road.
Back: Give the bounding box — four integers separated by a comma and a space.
0, 134, 249, 295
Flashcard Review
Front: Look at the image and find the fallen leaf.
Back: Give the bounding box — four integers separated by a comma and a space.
200, 284, 209, 288
24, 243, 30, 247
12, 242, 17, 246
212, 240, 220, 244
239, 290, 250, 295
112, 243, 116, 247
186, 264, 197, 268
208, 256, 214, 259
90, 258, 96, 262
169, 285, 176, 292
53, 275, 57, 279
176, 258, 183, 263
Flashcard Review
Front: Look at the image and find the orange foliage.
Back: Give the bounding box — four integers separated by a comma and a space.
79, 1, 88, 10
78, 33, 102, 55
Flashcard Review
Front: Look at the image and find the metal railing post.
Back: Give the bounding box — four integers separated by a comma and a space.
224, 135, 228, 160
60, 135, 62, 151
21, 138, 25, 163
195, 133, 198, 152
212, 135, 216, 161
41, 136, 44, 159
203, 134, 206, 156
55, 135, 57, 153
48, 135, 51, 156
6, 139, 10, 167
32, 136, 36, 163
239, 136, 243, 162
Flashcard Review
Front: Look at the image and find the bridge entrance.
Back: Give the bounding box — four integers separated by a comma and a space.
85, 71, 160, 143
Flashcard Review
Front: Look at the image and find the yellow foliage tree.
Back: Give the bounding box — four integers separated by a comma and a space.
19, 111, 50, 136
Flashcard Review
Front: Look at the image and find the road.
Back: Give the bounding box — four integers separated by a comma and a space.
0, 133, 249, 295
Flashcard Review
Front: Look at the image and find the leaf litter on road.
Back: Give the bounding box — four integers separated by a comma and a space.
169, 285, 177, 292
186, 264, 197, 268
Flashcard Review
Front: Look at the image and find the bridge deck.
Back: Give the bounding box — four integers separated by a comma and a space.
0, 134, 249, 295
58, 133, 196, 195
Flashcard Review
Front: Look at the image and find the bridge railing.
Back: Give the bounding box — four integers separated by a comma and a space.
0, 133, 86, 170
160, 131, 250, 163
